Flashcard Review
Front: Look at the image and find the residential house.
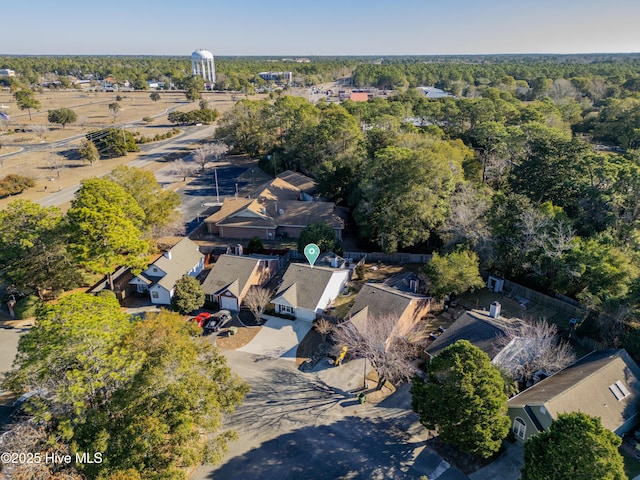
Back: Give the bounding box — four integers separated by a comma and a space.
347, 276, 431, 337
204, 174, 344, 241
507, 349, 640, 441
424, 304, 511, 360
271, 264, 350, 321
129, 237, 205, 305
201, 254, 277, 311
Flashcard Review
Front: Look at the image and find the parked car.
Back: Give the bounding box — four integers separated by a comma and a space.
203, 318, 220, 334
192, 312, 211, 328
212, 309, 232, 323
192, 310, 232, 335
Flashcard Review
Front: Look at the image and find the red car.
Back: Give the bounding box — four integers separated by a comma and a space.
192, 312, 211, 328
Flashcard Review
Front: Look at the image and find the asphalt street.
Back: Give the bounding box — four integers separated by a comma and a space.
192, 349, 469, 480
37, 124, 217, 208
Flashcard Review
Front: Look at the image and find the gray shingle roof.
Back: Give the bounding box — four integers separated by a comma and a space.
272, 263, 343, 311
152, 238, 204, 291
425, 310, 509, 359
508, 349, 640, 433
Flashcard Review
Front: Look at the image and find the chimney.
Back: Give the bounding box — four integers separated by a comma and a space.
410, 278, 418, 293
331, 256, 338, 268
236, 244, 243, 256
163, 249, 172, 260
489, 301, 501, 319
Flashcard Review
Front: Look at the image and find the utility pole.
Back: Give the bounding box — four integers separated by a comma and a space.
214, 167, 220, 205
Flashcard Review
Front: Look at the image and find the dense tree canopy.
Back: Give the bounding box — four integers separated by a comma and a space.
171, 275, 205, 314
354, 139, 468, 252
424, 248, 484, 298
0, 200, 78, 296
297, 222, 340, 254
67, 178, 149, 281
3, 295, 248, 479
522, 412, 626, 480
105, 166, 181, 237
411, 340, 510, 458
47, 107, 77, 129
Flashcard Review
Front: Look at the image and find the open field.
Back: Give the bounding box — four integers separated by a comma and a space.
0, 90, 258, 208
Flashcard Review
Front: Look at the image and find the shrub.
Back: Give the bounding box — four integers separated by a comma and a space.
14, 295, 43, 319
0, 174, 35, 197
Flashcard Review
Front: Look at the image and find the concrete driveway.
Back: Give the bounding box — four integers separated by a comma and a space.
236, 317, 312, 360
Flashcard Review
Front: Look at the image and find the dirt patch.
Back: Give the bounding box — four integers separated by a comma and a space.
296, 327, 323, 365
0, 90, 265, 209
215, 320, 262, 350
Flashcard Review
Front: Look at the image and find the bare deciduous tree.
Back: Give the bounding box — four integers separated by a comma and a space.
193, 144, 213, 173
194, 142, 228, 174
208, 141, 228, 162
172, 158, 193, 181
151, 215, 186, 239
314, 318, 333, 343
332, 314, 426, 386
244, 286, 272, 322
493, 320, 576, 388
30, 124, 48, 140
0, 421, 83, 479
439, 183, 491, 252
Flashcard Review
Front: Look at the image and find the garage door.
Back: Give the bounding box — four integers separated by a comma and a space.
220, 295, 238, 311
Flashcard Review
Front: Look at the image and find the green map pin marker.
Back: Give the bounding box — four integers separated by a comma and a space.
304, 243, 320, 267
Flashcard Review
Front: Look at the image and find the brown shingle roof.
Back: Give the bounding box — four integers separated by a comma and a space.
276, 170, 317, 195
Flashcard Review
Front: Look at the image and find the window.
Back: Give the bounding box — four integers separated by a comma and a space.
152, 267, 158, 273
280, 305, 294, 314
609, 381, 631, 401
152, 291, 159, 299
513, 417, 526, 440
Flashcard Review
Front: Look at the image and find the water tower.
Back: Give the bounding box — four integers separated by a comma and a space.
191, 49, 216, 85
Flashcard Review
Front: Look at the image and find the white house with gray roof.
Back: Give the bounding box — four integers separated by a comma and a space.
271, 263, 349, 321
129, 237, 204, 305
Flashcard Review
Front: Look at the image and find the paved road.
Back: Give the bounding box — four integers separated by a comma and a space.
192, 349, 468, 480
37, 124, 220, 210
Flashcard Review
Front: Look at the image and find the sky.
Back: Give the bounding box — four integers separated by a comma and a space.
2, 0, 640, 56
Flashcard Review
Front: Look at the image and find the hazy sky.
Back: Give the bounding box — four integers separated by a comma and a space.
3, 0, 639, 56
